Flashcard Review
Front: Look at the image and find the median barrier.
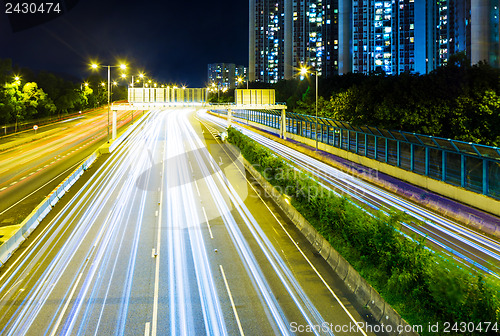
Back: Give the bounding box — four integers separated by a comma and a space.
325, 246, 340, 272
317, 236, 331, 260
0, 128, 62, 152
353, 277, 372, 308
225, 142, 418, 336
0, 111, 147, 268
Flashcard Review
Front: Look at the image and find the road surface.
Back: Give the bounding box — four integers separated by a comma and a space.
0, 107, 136, 228
0, 108, 381, 335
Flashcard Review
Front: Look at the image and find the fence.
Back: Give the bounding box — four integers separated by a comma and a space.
210, 108, 500, 200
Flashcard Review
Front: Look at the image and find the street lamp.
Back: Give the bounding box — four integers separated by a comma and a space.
13, 75, 21, 86
300, 66, 318, 150
237, 77, 249, 89
91, 62, 127, 142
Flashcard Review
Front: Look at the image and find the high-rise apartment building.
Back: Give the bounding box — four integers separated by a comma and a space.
249, 0, 288, 83
291, 0, 339, 76
250, 0, 338, 83
250, 0, 500, 82
351, 0, 417, 75
208, 63, 247, 89
419, 0, 499, 71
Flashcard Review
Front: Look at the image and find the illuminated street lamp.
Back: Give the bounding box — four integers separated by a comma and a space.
13, 75, 21, 86
300, 66, 318, 150
237, 77, 248, 89
91, 62, 127, 142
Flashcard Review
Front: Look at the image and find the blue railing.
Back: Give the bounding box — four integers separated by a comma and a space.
210, 108, 500, 200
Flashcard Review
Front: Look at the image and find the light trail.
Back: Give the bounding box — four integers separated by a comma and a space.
201, 111, 500, 276
182, 111, 336, 336
0, 108, 376, 336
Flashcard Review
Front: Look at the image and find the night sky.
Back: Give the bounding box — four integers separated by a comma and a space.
0, 0, 249, 87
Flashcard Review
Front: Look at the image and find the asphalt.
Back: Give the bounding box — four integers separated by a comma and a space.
0, 107, 136, 231
0, 108, 386, 336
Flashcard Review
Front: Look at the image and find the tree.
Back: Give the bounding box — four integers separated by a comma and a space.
3, 80, 23, 131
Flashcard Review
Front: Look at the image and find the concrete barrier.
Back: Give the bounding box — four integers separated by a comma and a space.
226, 142, 418, 336
0, 152, 96, 267
0, 111, 150, 268
209, 111, 500, 236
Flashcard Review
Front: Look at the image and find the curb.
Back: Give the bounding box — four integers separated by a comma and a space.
226, 142, 418, 336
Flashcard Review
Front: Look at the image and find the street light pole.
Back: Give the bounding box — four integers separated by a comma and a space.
91, 62, 126, 142
107, 65, 111, 142
315, 69, 318, 150
300, 66, 319, 150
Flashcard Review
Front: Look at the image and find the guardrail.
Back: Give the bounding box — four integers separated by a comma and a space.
0, 152, 97, 267
0, 110, 150, 268
210, 108, 500, 200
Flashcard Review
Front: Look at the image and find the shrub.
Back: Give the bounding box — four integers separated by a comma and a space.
228, 127, 500, 335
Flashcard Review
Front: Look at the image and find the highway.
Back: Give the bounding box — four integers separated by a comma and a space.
0, 107, 136, 228
0, 108, 379, 335
200, 111, 500, 277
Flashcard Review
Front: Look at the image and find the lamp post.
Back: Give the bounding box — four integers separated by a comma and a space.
300, 66, 318, 150
138, 73, 145, 87
91, 63, 127, 142
237, 77, 249, 89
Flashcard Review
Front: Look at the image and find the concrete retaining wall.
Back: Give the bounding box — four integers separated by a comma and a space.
0, 111, 150, 268
0, 152, 97, 267
209, 111, 500, 237
226, 142, 418, 336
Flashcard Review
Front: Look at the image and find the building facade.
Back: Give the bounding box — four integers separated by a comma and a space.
250, 0, 339, 82
250, 0, 500, 82
249, 0, 289, 83
208, 63, 248, 89
351, 0, 417, 75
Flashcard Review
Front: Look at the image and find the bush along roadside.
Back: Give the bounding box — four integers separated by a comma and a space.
227, 126, 500, 336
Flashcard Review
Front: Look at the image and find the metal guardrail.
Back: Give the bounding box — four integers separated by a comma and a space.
0, 152, 97, 267
0, 110, 150, 268
210, 108, 500, 200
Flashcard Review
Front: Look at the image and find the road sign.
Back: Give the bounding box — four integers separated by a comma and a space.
33, 125, 38, 131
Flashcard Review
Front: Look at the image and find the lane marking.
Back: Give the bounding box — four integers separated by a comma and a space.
49, 272, 84, 336
202, 206, 214, 239
0, 187, 7, 191
9, 181, 17, 186
194, 180, 201, 197
0, 160, 83, 216
189, 161, 194, 173
229, 147, 369, 335
199, 116, 369, 335
19, 176, 27, 181
145, 322, 151, 336
152, 248, 156, 258
152, 138, 166, 336
220, 265, 245, 336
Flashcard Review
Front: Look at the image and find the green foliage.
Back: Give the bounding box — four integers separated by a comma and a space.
0, 57, 114, 126
273, 62, 500, 146
228, 127, 500, 335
